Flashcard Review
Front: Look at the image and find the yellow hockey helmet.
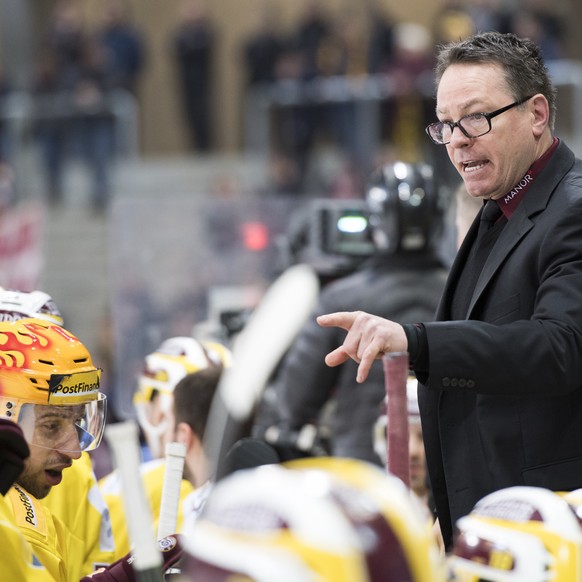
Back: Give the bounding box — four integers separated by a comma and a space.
0, 318, 105, 452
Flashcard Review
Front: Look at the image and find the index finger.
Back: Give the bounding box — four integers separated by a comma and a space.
316, 311, 358, 331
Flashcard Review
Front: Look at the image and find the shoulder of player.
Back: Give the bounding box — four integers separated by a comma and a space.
7, 485, 51, 539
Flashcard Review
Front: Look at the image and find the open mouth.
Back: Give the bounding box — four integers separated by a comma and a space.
463, 160, 488, 173
45, 469, 64, 486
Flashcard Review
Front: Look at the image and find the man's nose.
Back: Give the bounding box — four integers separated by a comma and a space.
55, 443, 82, 460
448, 124, 471, 147
55, 426, 83, 459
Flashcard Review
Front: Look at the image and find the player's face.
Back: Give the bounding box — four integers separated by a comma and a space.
146, 393, 167, 428
145, 393, 172, 458
438, 63, 538, 201
18, 443, 79, 499
17, 404, 83, 498
409, 422, 427, 499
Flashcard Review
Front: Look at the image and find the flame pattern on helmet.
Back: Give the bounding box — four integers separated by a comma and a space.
0, 318, 99, 404
0, 350, 25, 368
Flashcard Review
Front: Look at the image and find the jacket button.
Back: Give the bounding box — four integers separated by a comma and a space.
442, 377, 450, 387
450, 378, 458, 387
467, 380, 475, 388
459, 379, 467, 387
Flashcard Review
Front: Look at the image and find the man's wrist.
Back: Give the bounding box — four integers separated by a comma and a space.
402, 323, 428, 374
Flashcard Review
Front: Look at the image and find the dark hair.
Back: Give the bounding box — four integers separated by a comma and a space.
173, 366, 222, 439
435, 32, 557, 130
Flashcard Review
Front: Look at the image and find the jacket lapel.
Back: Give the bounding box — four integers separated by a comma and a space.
436, 141, 575, 321
466, 141, 575, 317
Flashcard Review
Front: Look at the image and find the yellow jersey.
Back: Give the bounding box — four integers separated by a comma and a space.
0, 492, 55, 581
42, 452, 116, 575
7, 484, 81, 581
99, 457, 193, 559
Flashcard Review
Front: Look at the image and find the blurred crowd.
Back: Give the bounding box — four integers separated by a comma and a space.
239, 0, 568, 195
0, 0, 570, 212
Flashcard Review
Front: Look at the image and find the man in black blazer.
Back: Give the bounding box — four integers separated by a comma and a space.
317, 31, 582, 550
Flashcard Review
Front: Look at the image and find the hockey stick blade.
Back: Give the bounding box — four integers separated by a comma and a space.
157, 441, 187, 540
204, 263, 319, 480
105, 420, 164, 582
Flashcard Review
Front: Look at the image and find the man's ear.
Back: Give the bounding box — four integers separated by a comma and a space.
175, 422, 194, 449
530, 93, 550, 137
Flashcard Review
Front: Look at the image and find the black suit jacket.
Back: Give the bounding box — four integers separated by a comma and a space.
418, 140, 582, 546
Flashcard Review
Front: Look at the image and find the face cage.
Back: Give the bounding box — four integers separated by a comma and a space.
134, 399, 170, 459
8, 393, 107, 453
449, 516, 564, 582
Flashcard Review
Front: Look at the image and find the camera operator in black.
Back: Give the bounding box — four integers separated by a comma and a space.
273, 162, 449, 464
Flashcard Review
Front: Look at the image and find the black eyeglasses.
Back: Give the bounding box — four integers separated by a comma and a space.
425, 95, 534, 145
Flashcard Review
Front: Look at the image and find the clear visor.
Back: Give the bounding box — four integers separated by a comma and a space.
17, 393, 106, 453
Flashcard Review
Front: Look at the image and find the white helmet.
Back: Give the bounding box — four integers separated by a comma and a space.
133, 336, 231, 458
448, 486, 582, 581
180, 460, 445, 581
0, 288, 63, 325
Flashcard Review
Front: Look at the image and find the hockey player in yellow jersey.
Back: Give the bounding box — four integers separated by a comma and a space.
0, 288, 117, 573
99, 335, 229, 558
0, 415, 57, 581
0, 318, 108, 581
0, 492, 51, 580
43, 451, 115, 572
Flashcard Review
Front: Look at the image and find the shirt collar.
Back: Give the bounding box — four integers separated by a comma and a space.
497, 137, 559, 219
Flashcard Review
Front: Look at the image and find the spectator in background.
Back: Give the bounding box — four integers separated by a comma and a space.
172, 0, 216, 153
71, 36, 117, 212
41, 0, 86, 90
381, 22, 435, 163
34, 0, 86, 205
273, 0, 331, 184
367, 4, 395, 74
243, 2, 285, 88
510, 9, 565, 61
269, 40, 312, 190
96, 0, 146, 96
294, 0, 330, 81
34, 1, 120, 211
316, 10, 369, 160
525, 0, 567, 48
432, 0, 476, 47
466, 0, 511, 35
